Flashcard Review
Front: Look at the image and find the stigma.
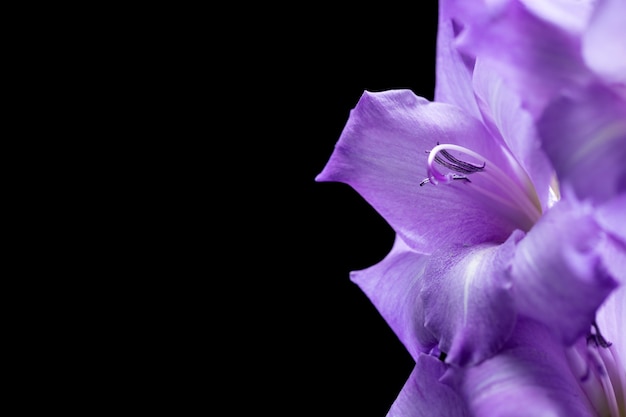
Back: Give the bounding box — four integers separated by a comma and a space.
420, 142, 543, 232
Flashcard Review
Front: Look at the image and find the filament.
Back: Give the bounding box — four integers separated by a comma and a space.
425, 143, 542, 228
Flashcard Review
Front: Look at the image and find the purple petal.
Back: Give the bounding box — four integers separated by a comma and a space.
595, 196, 626, 285
421, 230, 523, 367
460, 319, 596, 417
387, 354, 470, 417
350, 235, 437, 360
316, 89, 531, 253
520, 0, 594, 34
434, 2, 481, 119
595, 284, 626, 371
511, 198, 619, 345
472, 59, 554, 209
582, 0, 626, 84
454, 0, 591, 117
596, 194, 626, 246
538, 84, 626, 203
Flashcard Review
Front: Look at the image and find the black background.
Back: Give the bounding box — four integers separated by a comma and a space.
27, 3, 439, 415
191, 4, 442, 416
248, 4, 440, 416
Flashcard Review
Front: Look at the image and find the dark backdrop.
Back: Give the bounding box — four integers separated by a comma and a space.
250, 4, 440, 416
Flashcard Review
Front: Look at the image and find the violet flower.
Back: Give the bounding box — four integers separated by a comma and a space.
316, 0, 625, 415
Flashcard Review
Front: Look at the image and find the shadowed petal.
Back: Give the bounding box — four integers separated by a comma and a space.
595, 195, 626, 285
511, 198, 619, 345
538, 84, 626, 203
350, 235, 437, 360
316, 89, 528, 253
387, 354, 470, 417
460, 319, 596, 417
454, 0, 591, 117
421, 230, 523, 367
596, 194, 626, 246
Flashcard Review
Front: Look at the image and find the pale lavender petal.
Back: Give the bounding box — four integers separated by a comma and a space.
350, 235, 437, 360
520, 0, 594, 34
472, 59, 554, 209
434, 1, 481, 119
316, 89, 526, 253
454, 0, 591, 117
596, 284, 626, 371
538, 84, 626, 203
387, 354, 470, 417
460, 319, 596, 417
421, 230, 523, 367
511, 199, 619, 345
582, 0, 626, 84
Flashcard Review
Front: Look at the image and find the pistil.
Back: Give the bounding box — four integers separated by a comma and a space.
420, 143, 542, 231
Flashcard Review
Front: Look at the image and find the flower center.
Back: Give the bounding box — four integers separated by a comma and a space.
420, 143, 543, 232
567, 323, 626, 417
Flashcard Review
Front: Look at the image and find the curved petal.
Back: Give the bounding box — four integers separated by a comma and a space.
316, 89, 531, 253
595, 283, 626, 374
472, 58, 554, 209
596, 194, 626, 246
538, 84, 626, 203
596, 195, 626, 285
511, 198, 619, 345
460, 319, 596, 417
434, 1, 481, 120
387, 354, 470, 417
350, 235, 437, 360
421, 230, 523, 367
453, 0, 591, 118
582, 0, 626, 85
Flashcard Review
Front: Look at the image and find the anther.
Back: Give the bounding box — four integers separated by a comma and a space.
420, 174, 470, 186
588, 320, 612, 348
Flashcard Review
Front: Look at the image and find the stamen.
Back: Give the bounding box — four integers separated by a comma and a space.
588, 344, 621, 417
580, 320, 626, 417
607, 346, 626, 415
590, 320, 613, 348
438, 148, 486, 173
420, 174, 470, 187
566, 345, 607, 415
420, 143, 542, 229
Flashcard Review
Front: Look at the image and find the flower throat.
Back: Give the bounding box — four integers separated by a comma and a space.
420, 142, 543, 232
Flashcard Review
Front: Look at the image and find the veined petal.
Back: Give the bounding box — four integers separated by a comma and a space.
472, 58, 553, 209
538, 84, 626, 203
511, 198, 619, 345
582, 0, 626, 85
316, 89, 527, 253
350, 235, 437, 360
421, 230, 523, 367
460, 319, 596, 417
387, 354, 470, 417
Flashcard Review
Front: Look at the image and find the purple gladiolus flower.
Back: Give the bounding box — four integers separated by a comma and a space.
316, 0, 626, 416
